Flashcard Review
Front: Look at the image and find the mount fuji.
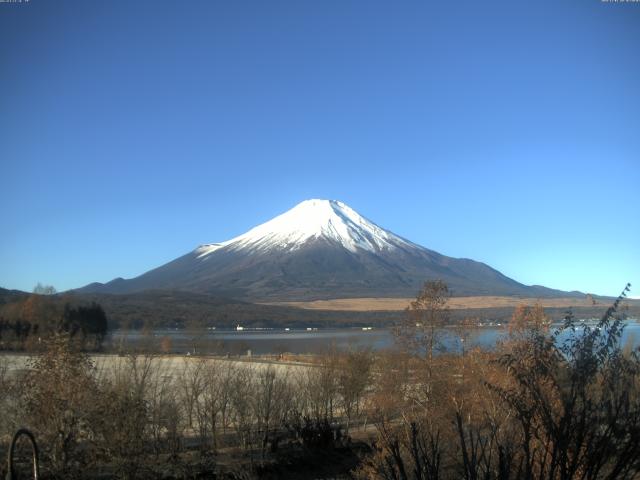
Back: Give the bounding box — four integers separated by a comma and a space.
78, 199, 577, 300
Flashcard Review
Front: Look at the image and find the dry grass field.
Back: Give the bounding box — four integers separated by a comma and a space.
262, 296, 640, 312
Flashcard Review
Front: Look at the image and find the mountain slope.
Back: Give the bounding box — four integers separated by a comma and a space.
77, 199, 580, 300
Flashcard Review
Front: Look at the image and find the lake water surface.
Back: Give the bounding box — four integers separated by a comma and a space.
108, 319, 640, 355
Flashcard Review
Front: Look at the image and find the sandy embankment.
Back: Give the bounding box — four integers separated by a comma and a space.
1, 354, 312, 378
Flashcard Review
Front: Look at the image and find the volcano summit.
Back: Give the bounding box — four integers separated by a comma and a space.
79, 199, 576, 300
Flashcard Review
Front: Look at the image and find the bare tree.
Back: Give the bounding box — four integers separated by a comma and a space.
179, 358, 206, 434
396, 280, 450, 362
506, 303, 548, 340
303, 356, 339, 422
337, 349, 374, 433
94, 353, 160, 479
198, 359, 236, 451
32, 282, 57, 295
229, 365, 255, 451
147, 366, 181, 457
252, 365, 291, 457
22, 335, 99, 477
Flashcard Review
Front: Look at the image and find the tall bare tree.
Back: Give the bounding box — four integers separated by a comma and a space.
396, 280, 450, 362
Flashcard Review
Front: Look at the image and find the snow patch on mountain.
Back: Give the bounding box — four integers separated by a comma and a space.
194, 243, 223, 256
196, 199, 416, 258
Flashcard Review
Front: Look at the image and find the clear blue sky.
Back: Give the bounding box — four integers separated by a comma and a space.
1, 0, 638, 297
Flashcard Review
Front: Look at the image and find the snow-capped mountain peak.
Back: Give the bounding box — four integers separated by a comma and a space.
196, 199, 414, 257
78, 199, 577, 300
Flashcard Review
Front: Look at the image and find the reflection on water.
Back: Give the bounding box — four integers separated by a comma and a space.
107, 319, 640, 355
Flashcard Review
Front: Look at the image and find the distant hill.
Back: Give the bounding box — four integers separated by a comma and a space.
76, 199, 584, 301
0, 287, 29, 304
